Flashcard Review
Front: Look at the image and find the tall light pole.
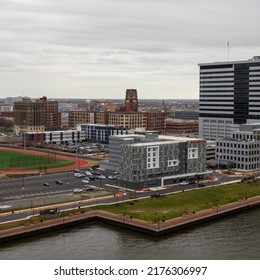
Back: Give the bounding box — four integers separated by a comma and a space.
23, 120, 27, 150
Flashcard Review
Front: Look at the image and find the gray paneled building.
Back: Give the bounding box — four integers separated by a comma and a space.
101, 133, 208, 185
78, 124, 129, 143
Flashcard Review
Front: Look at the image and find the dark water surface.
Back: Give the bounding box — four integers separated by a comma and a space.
0, 208, 260, 260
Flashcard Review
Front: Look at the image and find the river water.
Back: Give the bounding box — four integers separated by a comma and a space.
0, 208, 260, 260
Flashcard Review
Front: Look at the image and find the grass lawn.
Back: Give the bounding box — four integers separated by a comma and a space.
92, 182, 260, 222
0, 150, 74, 170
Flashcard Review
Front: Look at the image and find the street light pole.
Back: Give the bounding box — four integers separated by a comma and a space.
23, 120, 27, 150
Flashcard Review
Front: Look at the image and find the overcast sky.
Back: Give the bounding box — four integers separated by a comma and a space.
1, 0, 260, 100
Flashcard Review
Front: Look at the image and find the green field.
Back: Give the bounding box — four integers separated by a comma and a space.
0, 150, 74, 170
93, 182, 260, 222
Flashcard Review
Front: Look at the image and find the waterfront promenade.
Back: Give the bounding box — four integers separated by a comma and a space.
0, 195, 260, 243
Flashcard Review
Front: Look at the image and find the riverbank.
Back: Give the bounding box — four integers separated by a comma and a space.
0, 194, 260, 244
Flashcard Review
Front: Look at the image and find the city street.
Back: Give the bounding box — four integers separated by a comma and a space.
0, 169, 243, 225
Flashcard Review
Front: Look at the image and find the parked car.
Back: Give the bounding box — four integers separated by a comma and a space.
82, 179, 90, 184
108, 175, 116, 180
73, 188, 83, 193
55, 180, 63, 185
43, 182, 50, 186
83, 185, 96, 191
180, 181, 189, 186
74, 173, 85, 178
150, 193, 160, 198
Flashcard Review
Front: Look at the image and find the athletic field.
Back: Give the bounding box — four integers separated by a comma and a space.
0, 150, 74, 170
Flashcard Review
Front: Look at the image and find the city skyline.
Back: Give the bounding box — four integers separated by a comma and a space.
1, 0, 260, 99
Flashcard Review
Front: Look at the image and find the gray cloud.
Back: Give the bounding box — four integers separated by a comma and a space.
0, 0, 260, 99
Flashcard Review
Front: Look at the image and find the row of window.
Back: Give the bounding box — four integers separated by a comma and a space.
217, 148, 259, 156
219, 154, 259, 162
217, 142, 258, 149
235, 163, 259, 170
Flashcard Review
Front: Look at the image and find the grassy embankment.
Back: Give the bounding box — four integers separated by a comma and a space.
92, 181, 260, 222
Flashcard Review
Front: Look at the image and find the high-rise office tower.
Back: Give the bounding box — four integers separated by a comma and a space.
199, 56, 260, 140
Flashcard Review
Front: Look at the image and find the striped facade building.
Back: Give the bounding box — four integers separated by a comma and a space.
199, 56, 260, 140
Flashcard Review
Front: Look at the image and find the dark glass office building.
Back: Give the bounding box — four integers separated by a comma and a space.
199, 56, 260, 140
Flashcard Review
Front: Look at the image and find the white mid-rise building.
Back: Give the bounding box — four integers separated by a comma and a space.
216, 123, 260, 170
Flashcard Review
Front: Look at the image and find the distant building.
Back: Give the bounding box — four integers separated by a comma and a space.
146, 112, 166, 131
0, 112, 14, 119
101, 133, 208, 186
5, 97, 14, 106
14, 98, 45, 134
78, 124, 129, 143
206, 140, 216, 161
69, 111, 95, 129
125, 89, 138, 112
68, 89, 165, 132
14, 96, 61, 134
199, 56, 260, 140
69, 110, 165, 131
24, 130, 86, 146
215, 123, 260, 170
107, 111, 147, 129
174, 110, 199, 120
166, 118, 198, 134
39, 96, 61, 131
0, 105, 13, 112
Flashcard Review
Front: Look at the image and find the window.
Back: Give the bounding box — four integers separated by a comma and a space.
168, 160, 179, 167
147, 146, 159, 169
188, 148, 198, 159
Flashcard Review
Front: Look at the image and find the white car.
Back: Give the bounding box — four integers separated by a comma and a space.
82, 179, 90, 184
73, 188, 83, 193
180, 181, 189, 186
74, 173, 85, 178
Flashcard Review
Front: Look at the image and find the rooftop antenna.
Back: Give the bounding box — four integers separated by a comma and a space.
227, 41, 230, 61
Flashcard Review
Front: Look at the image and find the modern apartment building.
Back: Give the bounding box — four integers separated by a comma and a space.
199, 56, 260, 140
100, 133, 208, 185
24, 130, 86, 146
78, 124, 128, 143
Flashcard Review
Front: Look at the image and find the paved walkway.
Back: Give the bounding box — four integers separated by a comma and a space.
1, 195, 260, 240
